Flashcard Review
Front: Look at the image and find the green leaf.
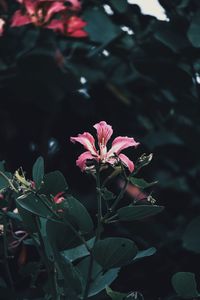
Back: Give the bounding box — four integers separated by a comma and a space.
101, 188, 115, 201
46, 219, 81, 251
117, 205, 164, 221
134, 153, 153, 173
84, 8, 121, 44
133, 247, 156, 261
142, 130, 183, 150
129, 177, 157, 189
16, 193, 53, 219
0, 161, 12, 190
93, 237, 137, 269
187, 11, 200, 47
32, 156, 44, 189
182, 216, 200, 253
110, 0, 128, 13
62, 237, 95, 262
16, 204, 38, 233
106, 286, 127, 300
154, 23, 189, 52
41, 171, 68, 196
54, 252, 82, 297
63, 196, 93, 234
171, 272, 199, 298
76, 257, 119, 298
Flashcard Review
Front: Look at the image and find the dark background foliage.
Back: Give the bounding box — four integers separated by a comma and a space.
1, 0, 200, 299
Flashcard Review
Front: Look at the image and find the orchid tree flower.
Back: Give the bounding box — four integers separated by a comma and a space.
70, 121, 139, 173
11, 0, 66, 27
11, 0, 87, 37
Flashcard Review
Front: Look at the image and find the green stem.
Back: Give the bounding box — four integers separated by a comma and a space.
82, 255, 94, 300
102, 177, 129, 222
2, 216, 15, 292
0, 171, 18, 193
34, 217, 59, 300
35, 194, 91, 253
95, 168, 102, 242
82, 167, 103, 300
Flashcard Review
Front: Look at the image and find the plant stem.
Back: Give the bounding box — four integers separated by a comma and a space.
2, 216, 15, 292
82, 167, 103, 300
34, 217, 59, 300
102, 177, 129, 222
82, 256, 94, 300
35, 194, 91, 253
0, 171, 18, 193
95, 168, 102, 242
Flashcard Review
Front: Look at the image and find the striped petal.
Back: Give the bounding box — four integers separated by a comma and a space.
94, 121, 113, 147
76, 151, 96, 171
70, 132, 97, 156
11, 10, 31, 27
108, 136, 139, 156
118, 153, 134, 172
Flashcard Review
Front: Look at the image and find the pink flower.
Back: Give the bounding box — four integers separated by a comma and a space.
47, 16, 87, 37
0, 18, 5, 36
70, 121, 139, 173
53, 192, 65, 204
11, 0, 87, 37
11, 0, 66, 27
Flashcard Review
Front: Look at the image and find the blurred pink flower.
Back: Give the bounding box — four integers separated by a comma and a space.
53, 191, 65, 204
47, 16, 87, 37
71, 121, 139, 172
11, 0, 66, 27
0, 18, 5, 36
11, 0, 87, 37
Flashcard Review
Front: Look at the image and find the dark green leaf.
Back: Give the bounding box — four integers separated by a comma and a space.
183, 216, 200, 253
32, 156, 44, 189
62, 237, 95, 262
171, 272, 199, 298
110, 0, 128, 13
54, 252, 82, 297
41, 171, 68, 196
93, 237, 137, 269
84, 8, 121, 43
16, 204, 38, 233
106, 286, 127, 300
187, 11, 200, 47
129, 177, 157, 189
133, 247, 156, 261
63, 196, 93, 234
101, 188, 115, 201
46, 219, 81, 251
16, 193, 53, 219
117, 205, 164, 221
76, 257, 119, 297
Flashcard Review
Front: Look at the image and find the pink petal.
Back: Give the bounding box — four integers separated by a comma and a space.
67, 16, 87, 31
0, 18, 5, 36
108, 136, 139, 156
11, 10, 31, 27
23, 0, 37, 15
66, 0, 81, 11
118, 153, 134, 172
76, 151, 95, 171
70, 132, 97, 156
54, 192, 65, 204
94, 121, 113, 147
45, 19, 64, 33
44, 2, 66, 23
67, 29, 88, 37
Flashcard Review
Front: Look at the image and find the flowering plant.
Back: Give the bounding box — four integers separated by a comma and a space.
0, 0, 87, 37
0, 121, 163, 299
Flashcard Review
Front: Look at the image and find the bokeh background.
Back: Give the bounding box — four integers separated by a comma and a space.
1, 0, 200, 299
